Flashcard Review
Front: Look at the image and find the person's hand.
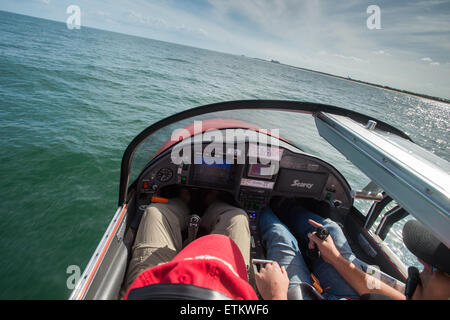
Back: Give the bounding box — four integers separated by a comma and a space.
255, 261, 289, 300
307, 219, 342, 265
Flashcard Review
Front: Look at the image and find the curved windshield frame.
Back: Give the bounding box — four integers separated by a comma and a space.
118, 100, 412, 206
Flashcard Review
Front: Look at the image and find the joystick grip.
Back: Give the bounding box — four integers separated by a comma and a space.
315, 226, 330, 240
307, 226, 330, 260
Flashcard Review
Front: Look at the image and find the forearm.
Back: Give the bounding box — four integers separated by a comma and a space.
331, 255, 406, 300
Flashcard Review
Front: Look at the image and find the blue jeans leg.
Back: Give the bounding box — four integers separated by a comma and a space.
258, 206, 312, 288
277, 201, 361, 299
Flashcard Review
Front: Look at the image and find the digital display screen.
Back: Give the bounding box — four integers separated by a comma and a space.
192, 155, 232, 185
247, 163, 275, 180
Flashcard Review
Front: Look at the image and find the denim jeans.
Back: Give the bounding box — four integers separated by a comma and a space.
258, 201, 365, 300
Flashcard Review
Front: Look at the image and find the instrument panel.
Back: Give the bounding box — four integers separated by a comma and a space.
137, 142, 353, 214
137, 141, 353, 260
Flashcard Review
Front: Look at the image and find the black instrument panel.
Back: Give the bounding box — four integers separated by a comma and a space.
136, 142, 353, 214
136, 142, 353, 261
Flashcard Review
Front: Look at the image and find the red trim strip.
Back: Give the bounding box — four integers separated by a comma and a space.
77, 204, 129, 300
360, 227, 407, 282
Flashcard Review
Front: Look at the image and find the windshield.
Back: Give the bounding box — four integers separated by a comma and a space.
123, 100, 416, 215
127, 104, 379, 203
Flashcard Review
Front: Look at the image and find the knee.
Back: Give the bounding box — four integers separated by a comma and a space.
323, 219, 344, 237
323, 218, 340, 230
226, 210, 249, 227
261, 222, 285, 237
143, 205, 167, 224
261, 223, 298, 247
214, 209, 249, 234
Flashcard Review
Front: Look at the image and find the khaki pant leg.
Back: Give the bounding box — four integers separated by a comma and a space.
121, 198, 189, 295
201, 201, 251, 268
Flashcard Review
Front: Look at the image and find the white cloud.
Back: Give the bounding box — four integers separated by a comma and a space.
372, 50, 392, 57
420, 57, 441, 66
332, 54, 369, 64
127, 10, 167, 29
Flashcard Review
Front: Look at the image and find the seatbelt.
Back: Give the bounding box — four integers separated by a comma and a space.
310, 273, 330, 294
186, 214, 201, 246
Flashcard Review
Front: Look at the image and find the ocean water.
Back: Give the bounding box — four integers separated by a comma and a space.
1, 11, 449, 299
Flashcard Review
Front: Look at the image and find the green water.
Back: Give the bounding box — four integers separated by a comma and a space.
0, 11, 448, 299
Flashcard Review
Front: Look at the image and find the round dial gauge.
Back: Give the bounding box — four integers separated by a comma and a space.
156, 168, 173, 182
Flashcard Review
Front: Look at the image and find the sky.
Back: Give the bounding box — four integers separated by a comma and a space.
1, 0, 450, 99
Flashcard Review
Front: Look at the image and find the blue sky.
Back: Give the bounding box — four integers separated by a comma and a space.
1, 0, 450, 98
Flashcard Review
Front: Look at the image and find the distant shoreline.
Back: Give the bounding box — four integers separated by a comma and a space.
253, 58, 450, 104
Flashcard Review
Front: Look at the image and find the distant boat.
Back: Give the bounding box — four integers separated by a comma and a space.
270, 59, 280, 64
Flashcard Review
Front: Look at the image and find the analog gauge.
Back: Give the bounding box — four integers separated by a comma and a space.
156, 168, 173, 182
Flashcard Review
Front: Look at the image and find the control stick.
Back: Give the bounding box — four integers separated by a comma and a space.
307, 226, 330, 260
185, 214, 201, 247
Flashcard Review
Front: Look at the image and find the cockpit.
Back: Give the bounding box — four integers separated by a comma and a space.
134, 133, 353, 263
69, 101, 450, 300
